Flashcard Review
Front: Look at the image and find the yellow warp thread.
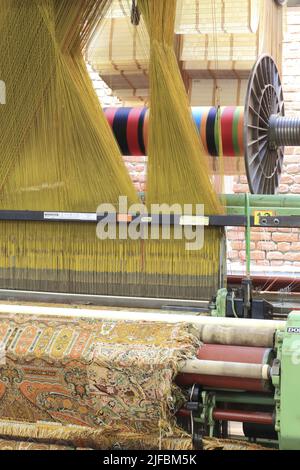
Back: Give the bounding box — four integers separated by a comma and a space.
0, 0, 138, 209
137, 0, 224, 296
0, 0, 224, 299
138, 0, 222, 213
0, 0, 144, 294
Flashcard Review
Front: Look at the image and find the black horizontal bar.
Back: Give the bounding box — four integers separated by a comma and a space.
209, 215, 254, 227
0, 211, 298, 228
259, 216, 300, 228
0, 210, 45, 221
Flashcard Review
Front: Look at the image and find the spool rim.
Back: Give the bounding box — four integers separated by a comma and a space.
244, 54, 285, 194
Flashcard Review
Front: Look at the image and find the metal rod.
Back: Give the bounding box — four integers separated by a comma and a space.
0, 289, 209, 311
245, 193, 251, 278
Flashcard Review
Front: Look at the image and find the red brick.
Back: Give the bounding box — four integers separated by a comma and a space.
228, 250, 239, 260
251, 232, 271, 241
257, 241, 277, 251
134, 165, 146, 172
241, 250, 265, 261
267, 251, 284, 261
276, 228, 294, 233
250, 227, 275, 234
270, 260, 284, 266
290, 242, 300, 250
272, 232, 298, 242
279, 184, 289, 194
277, 242, 291, 252
291, 184, 300, 194
230, 241, 244, 250
227, 231, 245, 241
255, 260, 271, 266
286, 164, 300, 175
283, 155, 300, 164
238, 175, 248, 184
285, 252, 300, 262
233, 184, 248, 193
134, 182, 141, 191
280, 174, 295, 184
294, 175, 300, 184
230, 241, 255, 250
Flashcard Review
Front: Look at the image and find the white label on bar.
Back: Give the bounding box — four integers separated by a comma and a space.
179, 216, 209, 226
44, 212, 97, 221
141, 216, 152, 223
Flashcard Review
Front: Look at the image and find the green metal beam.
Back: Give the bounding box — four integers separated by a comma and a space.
225, 194, 300, 208
226, 206, 300, 216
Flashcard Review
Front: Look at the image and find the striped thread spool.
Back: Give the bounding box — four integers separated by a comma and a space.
104, 106, 244, 158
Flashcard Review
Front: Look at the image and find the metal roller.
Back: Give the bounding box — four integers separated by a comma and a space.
105, 55, 300, 195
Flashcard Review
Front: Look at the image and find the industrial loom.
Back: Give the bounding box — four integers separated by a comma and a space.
1, 0, 300, 451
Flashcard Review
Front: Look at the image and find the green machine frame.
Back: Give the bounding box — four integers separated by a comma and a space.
274, 312, 300, 449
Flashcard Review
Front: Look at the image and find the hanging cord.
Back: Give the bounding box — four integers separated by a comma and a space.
212, 0, 225, 199
131, 0, 140, 26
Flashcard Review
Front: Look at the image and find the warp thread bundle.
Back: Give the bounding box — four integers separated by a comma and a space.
0, 0, 225, 300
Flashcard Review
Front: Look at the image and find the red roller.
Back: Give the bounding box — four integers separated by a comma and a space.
177, 344, 273, 392
212, 409, 273, 426
104, 107, 118, 128
221, 107, 236, 156
127, 107, 144, 156
177, 408, 273, 426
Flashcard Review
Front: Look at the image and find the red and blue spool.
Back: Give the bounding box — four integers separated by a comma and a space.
104, 106, 244, 158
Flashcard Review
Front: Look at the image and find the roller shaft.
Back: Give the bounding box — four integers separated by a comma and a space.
269, 115, 300, 147
177, 409, 274, 426
181, 359, 269, 379
212, 410, 273, 425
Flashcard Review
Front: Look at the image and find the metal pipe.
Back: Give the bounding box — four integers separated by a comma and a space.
228, 275, 300, 293
245, 193, 251, 278
269, 115, 300, 147
0, 289, 209, 311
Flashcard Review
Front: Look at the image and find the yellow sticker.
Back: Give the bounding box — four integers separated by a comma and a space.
253, 210, 275, 226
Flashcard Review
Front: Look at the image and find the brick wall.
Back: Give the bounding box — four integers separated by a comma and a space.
227, 6, 300, 276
